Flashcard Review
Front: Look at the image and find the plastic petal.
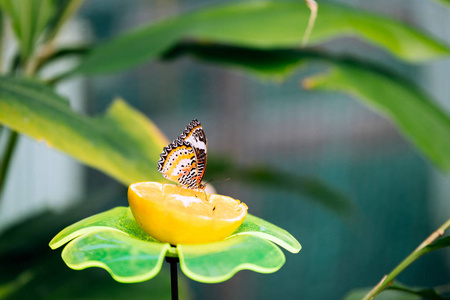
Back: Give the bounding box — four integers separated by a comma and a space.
178, 235, 285, 283
49, 207, 157, 249
231, 214, 301, 253
62, 230, 170, 283
50, 207, 300, 284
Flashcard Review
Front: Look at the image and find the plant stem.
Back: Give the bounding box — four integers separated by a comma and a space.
48, 0, 85, 44
0, 130, 18, 198
165, 256, 179, 300
362, 218, 450, 300
26, 0, 85, 75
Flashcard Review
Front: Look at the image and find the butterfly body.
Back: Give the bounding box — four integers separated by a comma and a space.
157, 120, 207, 189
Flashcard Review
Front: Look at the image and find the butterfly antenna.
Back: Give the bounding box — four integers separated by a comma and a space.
205, 178, 230, 184
201, 178, 230, 190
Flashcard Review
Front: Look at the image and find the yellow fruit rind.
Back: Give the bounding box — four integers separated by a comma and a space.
128, 182, 248, 245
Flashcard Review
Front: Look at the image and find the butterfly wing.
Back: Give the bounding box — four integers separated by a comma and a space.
179, 120, 207, 187
157, 120, 207, 189
157, 138, 201, 189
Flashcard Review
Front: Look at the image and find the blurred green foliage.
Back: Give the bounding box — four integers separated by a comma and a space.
0, 0, 449, 299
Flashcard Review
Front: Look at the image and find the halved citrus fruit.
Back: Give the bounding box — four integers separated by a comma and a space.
128, 182, 248, 245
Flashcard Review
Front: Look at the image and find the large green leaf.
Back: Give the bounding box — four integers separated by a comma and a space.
303, 63, 450, 172
0, 76, 168, 185
73, 1, 449, 75
1, 0, 55, 61
164, 43, 316, 80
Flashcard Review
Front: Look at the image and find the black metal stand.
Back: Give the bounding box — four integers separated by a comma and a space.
165, 256, 179, 300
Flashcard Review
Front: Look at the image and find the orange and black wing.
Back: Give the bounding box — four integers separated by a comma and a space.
157, 138, 201, 189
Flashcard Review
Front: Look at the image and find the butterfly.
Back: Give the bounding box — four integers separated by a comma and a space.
157, 119, 207, 189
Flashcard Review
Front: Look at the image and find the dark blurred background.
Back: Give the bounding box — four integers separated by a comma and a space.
0, 0, 449, 299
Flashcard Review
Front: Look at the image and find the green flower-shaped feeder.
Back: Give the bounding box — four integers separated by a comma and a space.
49, 206, 300, 295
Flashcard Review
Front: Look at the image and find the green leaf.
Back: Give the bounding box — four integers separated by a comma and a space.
74, 1, 449, 75
165, 43, 316, 80
0, 271, 33, 299
423, 236, 450, 253
0, 253, 190, 300
178, 235, 285, 283
303, 63, 450, 172
343, 282, 450, 300
343, 287, 421, 300
62, 230, 170, 283
432, 0, 450, 6
1, 0, 55, 61
231, 214, 301, 254
0, 76, 168, 185
310, 3, 449, 61
388, 282, 450, 300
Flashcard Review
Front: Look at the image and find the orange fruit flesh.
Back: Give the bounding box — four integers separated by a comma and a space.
128, 182, 248, 245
